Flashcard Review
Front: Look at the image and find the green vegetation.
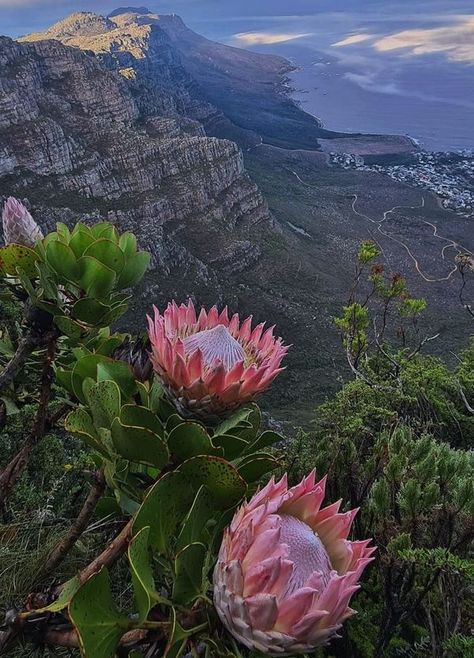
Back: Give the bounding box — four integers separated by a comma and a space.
286, 242, 474, 656
0, 228, 472, 658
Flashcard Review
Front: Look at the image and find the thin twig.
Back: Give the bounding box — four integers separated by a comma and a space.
43, 627, 149, 648
406, 332, 440, 361
0, 336, 56, 507
0, 331, 38, 393
38, 469, 106, 579
458, 383, 474, 415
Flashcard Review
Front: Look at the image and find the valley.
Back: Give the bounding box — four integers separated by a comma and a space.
1, 7, 472, 424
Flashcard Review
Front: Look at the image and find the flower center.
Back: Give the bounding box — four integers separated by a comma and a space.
279, 514, 333, 595
183, 324, 245, 370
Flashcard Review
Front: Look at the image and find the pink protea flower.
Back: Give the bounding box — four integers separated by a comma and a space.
213, 472, 375, 654
147, 300, 288, 421
2, 197, 43, 247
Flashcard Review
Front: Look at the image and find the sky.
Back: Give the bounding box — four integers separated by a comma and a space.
0, 0, 321, 37
1, 0, 470, 39
1, 0, 473, 67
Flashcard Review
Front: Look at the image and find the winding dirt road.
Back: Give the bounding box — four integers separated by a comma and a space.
288, 167, 472, 284
351, 194, 471, 283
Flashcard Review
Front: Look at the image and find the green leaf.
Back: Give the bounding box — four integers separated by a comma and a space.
111, 417, 169, 468
0, 244, 40, 277
45, 241, 79, 281
55, 316, 83, 340
85, 380, 121, 430
90, 223, 118, 241
96, 360, 137, 399
133, 472, 195, 554
128, 527, 156, 623
69, 229, 96, 259
168, 422, 223, 460
234, 405, 261, 441
95, 496, 121, 520
237, 454, 280, 483
214, 406, 254, 436
65, 408, 105, 454
213, 433, 249, 460
15, 269, 38, 299
71, 298, 111, 326
83, 239, 125, 275
71, 355, 111, 403
99, 304, 129, 326
116, 251, 150, 289
120, 404, 164, 436
166, 414, 184, 433
56, 367, 74, 395
94, 335, 125, 356
176, 486, 215, 552
69, 567, 128, 658
164, 607, 188, 658
173, 542, 207, 605
35, 260, 59, 300
78, 256, 116, 301
156, 396, 177, 422
119, 232, 137, 257
56, 222, 71, 242
244, 430, 283, 455
34, 576, 80, 613
179, 456, 247, 509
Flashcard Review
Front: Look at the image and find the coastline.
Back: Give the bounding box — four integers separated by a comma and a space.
273, 57, 418, 157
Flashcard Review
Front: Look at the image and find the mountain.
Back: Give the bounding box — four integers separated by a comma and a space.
1, 8, 471, 422
22, 8, 414, 152
0, 29, 272, 271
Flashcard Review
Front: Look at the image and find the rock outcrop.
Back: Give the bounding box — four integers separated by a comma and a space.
0, 30, 270, 273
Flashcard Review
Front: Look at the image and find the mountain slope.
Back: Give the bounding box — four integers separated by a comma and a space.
0, 35, 270, 278
22, 7, 415, 153
2, 9, 471, 422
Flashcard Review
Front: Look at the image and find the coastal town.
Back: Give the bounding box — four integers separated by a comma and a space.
331, 150, 474, 218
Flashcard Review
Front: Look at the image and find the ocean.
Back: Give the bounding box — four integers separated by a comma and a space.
186, 0, 474, 152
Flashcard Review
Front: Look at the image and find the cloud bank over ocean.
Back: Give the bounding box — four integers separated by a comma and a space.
332, 14, 474, 65
234, 31, 312, 45
374, 15, 474, 64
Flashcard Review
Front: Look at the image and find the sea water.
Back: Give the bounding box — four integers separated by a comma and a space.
188, 0, 474, 151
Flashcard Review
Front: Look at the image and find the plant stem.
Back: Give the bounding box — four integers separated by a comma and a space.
38, 468, 106, 579
0, 335, 56, 507
0, 331, 38, 393
43, 627, 148, 649
0, 305, 54, 394
76, 516, 134, 585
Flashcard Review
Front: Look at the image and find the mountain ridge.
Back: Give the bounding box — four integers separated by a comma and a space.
2, 8, 471, 420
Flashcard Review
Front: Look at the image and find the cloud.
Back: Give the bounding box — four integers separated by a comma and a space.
332, 33, 374, 47
234, 31, 312, 45
344, 71, 401, 96
0, 0, 48, 5
373, 15, 474, 64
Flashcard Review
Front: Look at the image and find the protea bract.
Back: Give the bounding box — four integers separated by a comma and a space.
213, 472, 375, 654
112, 336, 153, 382
2, 197, 43, 247
147, 300, 287, 422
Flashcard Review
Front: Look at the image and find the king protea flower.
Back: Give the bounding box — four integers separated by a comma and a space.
147, 300, 287, 421
213, 472, 375, 654
2, 197, 43, 247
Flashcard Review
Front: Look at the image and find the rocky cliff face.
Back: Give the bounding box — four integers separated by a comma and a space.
23, 11, 232, 138
0, 31, 270, 276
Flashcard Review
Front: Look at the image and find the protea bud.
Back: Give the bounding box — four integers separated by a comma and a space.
112, 336, 153, 382
213, 472, 375, 654
147, 300, 288, 422
2, 197, 43, 247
